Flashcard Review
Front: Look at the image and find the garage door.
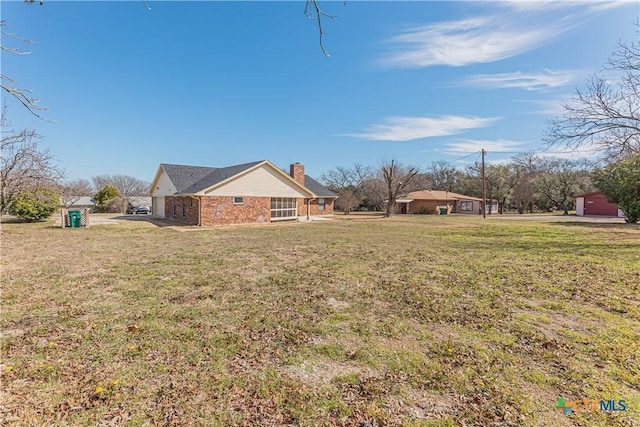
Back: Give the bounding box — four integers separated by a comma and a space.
153, 197, 165, 217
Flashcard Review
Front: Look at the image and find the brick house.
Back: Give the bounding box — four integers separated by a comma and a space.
396, 190, 496, 215
149, 160, 337, 226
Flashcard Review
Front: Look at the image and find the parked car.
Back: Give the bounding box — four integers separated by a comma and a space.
126, 207, 136, 214
135, 206, 151, 215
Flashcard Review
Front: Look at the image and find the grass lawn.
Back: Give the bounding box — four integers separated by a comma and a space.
1, 214, 639, 426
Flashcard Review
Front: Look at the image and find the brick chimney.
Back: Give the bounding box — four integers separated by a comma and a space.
290, 163, 305, 186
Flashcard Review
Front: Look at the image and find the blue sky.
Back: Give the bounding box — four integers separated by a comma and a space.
2, 1, 639, 182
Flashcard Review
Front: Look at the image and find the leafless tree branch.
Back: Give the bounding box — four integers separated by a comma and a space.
0, 20, 50, 120
545, 29, 640, 162
1, 105, 64, 214
320, 163, 372, 214
305, 0, 341, 57
380, 159, 419, 218
57, 179, 93, 208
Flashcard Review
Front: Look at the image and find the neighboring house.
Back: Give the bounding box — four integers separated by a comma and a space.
573, 191, 624, 217
396, 190, 496, 215
150, 160, 337, 226
66, 196, 96, 212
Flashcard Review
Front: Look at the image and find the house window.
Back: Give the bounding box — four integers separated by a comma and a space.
234, 197, 244, 205
182, 198, 186, 216
173, 197, 177, 216
190, 198, 193, 208
318, 198, 326, 211
271, 197, 297, 220
460, 201, 474, 211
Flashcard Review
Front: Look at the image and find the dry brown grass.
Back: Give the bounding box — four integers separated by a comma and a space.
1, 214, 639, 426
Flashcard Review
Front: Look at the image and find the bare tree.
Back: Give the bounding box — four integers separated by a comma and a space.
57, 178, 93, 208
1, 107, 63, 214
485, 164, 521, 214
320, 163, 371, 214
380, 159, 419, 218
545, 35, 640, 161
357, 177, 384, 212
428, 161, 460, 192
533, 158, 592, 215
92, 175, 149, 213
0, 20, 48, 119
406, 172, 433, 193
510, 153, 544, 214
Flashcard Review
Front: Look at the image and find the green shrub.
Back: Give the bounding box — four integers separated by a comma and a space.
418, 206, 435, 214
8, 189, 60, 222
94, 185, 121, 213
592, 155, 640, 223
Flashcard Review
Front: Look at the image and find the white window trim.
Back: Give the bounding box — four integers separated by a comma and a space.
271, 197, 297, 221
233, 197, 244, 205
460, 201, 474, 211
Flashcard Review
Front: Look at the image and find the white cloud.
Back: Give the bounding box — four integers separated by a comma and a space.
502, 0, 636, 13
456, 70, 578, 90
380, 13, 574, 68
443, 139, 528, 155
536, 141, 602, 160
342, 115, 499, 142
484, 157, 516, 166
514, 97, 570, 115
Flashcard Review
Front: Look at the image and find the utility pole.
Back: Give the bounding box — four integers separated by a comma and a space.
481, 149, 486, 219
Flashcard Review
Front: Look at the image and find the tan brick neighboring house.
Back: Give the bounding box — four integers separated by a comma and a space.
150, 160, 337, 226
396, 190, 495, 215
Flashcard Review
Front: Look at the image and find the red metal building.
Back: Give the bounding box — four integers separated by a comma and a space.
574, 191, 622, 217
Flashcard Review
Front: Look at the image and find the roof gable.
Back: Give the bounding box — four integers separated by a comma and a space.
172, 160, 312, 198
154, 160, 328, 198
176, 160, 264, 194
199, 163, 311, 197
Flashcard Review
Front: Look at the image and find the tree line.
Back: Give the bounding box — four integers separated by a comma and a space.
320, 154, 596, 217
1, 108, 149, 221
322, 152, 639, 222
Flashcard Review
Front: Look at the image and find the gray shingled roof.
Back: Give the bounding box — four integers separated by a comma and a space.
304, 175, 338, 198
160, 163, 218, 193
172, 160, 265, 195
162, 160, 336, 197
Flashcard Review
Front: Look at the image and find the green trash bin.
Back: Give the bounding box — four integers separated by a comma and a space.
439, 207, 448, 215
68, 210, 82, 228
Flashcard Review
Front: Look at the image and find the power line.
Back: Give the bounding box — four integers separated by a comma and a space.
432, 147, 598, 168
438, 151, 481, 166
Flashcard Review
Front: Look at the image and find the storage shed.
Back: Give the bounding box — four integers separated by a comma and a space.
573, 191, 624, 217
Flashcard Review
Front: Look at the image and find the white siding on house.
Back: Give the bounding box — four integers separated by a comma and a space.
576, 197, 584, 216
151, 170, 178, 197
205, 165, 309, 198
